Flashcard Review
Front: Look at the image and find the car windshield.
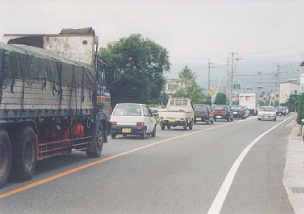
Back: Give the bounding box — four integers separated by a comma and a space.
113, 104, 142, 116
231, 106, 244, 111
260, 106, 275, 112
213, 106, 225, 111
194, 105, 207, 112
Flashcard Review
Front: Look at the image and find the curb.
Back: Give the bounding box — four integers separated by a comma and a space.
283, 121, 304, 214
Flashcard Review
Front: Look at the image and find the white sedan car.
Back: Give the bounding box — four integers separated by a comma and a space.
110, 103, 156, 139
257, 106, 277, 121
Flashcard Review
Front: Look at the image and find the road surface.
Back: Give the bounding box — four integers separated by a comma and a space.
0, 115, 296, 214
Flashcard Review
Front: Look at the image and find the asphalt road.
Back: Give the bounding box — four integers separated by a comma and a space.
0, 115, 296, 214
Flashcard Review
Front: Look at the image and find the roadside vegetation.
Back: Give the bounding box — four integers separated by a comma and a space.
172, 66, 206, 104
99, 34, 170, 107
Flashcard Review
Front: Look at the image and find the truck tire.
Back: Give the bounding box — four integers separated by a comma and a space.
0, 130, 12, 188
11, 126, 37, 181
87, 123, 104, 158
189, 121, 193, 130
161, 124, 165, 130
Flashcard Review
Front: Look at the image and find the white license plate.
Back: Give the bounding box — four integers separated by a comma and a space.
233, 112, 238, 114
122, 128, 131, 133
216, 116, 222, 118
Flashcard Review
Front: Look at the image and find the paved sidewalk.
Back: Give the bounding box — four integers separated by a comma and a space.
283, 121, 304, 214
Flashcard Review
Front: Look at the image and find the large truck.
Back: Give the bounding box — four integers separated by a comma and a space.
0, 28, 112, 187
239, 93, 258, 115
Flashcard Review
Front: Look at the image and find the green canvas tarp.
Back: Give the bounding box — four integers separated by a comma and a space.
0, 42, 96, 89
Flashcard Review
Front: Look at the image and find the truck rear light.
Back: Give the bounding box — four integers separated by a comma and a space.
239, 111, 244, 114
160, 117, 164, 120
112, 122, 117, 126
137, 122, 145, 126
180, 118, 184, 121
206, 113, 209, 117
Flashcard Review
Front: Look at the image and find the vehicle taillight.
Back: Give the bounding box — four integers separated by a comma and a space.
239, 111, 244, 114
137, 122, 145, 126
160, 117, 164, 120
109, 107, 113, 114
180, 118, 184, 121
206, 113, 209, 117
112, 122, 117, 126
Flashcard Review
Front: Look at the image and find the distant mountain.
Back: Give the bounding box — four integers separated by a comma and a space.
164, 60, 303, 94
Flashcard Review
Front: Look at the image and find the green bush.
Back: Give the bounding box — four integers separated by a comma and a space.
296, 94, 304, 125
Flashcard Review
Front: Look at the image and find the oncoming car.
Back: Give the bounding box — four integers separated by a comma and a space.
258, 106, 277, 121
110, 103, 156, 139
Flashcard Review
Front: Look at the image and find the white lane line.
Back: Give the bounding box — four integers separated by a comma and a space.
207, 115, 294, 214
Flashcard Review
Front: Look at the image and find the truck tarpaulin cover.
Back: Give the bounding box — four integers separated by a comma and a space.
0, 42, 96, 89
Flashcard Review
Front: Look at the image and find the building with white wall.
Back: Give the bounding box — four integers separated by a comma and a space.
279, 82, 300, 104
165, 79, 186, 96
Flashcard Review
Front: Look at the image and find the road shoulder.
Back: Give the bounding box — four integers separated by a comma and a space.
283, 121, 304, 214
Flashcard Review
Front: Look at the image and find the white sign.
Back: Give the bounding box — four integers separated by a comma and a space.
301, 74, 304, 93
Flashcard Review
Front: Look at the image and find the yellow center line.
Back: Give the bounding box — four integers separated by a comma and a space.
0, 118, 253, 199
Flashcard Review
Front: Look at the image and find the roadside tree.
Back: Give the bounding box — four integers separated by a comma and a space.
173, 66, 205, 104
99, 34, 170, 106
214, 93, 227, 105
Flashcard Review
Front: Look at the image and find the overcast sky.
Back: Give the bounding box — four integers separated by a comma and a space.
1, 0, 304, 66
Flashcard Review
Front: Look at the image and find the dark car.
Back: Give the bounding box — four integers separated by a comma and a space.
212, 105, 233, 122
230, 105, 248, 119
275, 106, 286, 116
194, 104, 214, 125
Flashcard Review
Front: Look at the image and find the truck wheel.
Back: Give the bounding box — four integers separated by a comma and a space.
167, 125, 171, 130
152, 126, 156, 137
87, 123, 104, 158
183, 126, 187, 130
161, 125, 165, 130
206, 121, 210, 125
11, 126, 37, 181
0, 130, 12, 188
189, 122, 193, 130
111, 134, 116, 139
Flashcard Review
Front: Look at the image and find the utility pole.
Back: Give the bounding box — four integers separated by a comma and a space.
226, 59, 230, 105
229, 52, 241, 105
208, 59, 215, 91
257, 71, 263, 108
275, 63, 280, 106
